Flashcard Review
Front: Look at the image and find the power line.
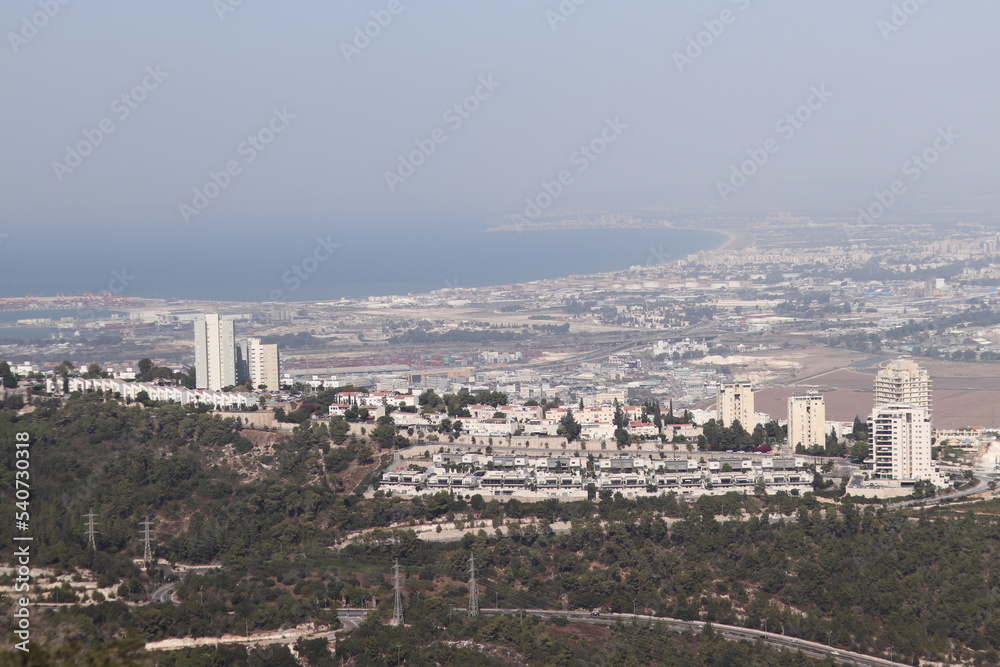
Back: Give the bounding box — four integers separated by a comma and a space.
468, 553, 480, 618
391, 559, 404, 627
84, 509, 98, 550
141, 516, 154, 564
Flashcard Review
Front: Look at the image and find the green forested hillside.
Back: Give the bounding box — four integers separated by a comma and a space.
1, 394, 999, 665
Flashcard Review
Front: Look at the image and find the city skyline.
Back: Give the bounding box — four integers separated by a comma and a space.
3, 4, 1000, 663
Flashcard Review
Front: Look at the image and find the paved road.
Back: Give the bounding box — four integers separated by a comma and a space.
887, 475, 990, 510
146, 564, 221, 605
484, 609, 907, 666
533, 336, 663, 372
151, 583, 176, 604
337, 608, 369, 632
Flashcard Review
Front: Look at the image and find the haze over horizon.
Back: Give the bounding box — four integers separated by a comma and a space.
2, 1, 998, 248
5, 7, 1000, 664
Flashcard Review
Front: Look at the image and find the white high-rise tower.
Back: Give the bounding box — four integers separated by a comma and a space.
194, 314, 237, 390
868, 404, 936, 482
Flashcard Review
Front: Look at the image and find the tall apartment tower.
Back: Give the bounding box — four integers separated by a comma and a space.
868, 404, 935, 481
787, 393, 826, 449
194, 314, 237, 390
717, 382, 754, 428
874, 358, 931, 417
237, 338, 281, 390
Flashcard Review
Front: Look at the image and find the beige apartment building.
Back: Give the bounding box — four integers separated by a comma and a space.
874, 358, 932, 417
787, 393, 826, 449
239, 338, 281, 390
716, 382, 754, 428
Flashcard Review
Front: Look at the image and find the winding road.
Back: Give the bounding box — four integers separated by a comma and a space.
887, 475, 991, 510
150, 582, 177, 604
482, 609, 907, 666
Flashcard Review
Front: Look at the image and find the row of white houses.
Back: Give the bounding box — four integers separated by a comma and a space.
381, 455, 810, 501
46, 377, 253, 409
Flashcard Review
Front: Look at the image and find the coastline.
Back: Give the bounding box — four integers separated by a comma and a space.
714, 228, 755, 252
0, 226, 739, 309
484, 217, 751, 254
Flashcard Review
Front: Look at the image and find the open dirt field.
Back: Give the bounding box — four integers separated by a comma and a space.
753, 348, 1000, 427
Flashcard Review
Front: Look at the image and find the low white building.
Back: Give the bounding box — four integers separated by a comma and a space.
49, 377, 252, 409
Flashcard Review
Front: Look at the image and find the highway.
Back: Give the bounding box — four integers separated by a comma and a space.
532, 336, 664, 372
337, 608, 370, 632
482, 609, 907, 666
887, 475, 991, 510
150, 582, 177, 604
145, 563, 220, 605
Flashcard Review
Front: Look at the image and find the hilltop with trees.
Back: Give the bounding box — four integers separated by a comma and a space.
1, 392, 998, 665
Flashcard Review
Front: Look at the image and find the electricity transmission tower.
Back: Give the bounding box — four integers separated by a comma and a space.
391, 559, 404, 627
84, 510, 98, 550
140, 516, 154, 564
468, 553, 480, 618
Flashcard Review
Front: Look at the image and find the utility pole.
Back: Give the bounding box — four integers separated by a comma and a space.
391, 559, 404, 627
141, 516, 154, 564
84, 509, 98, 550
468, 553, 480, 618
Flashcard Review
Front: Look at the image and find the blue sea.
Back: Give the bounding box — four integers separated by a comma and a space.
0, 226, 722, 303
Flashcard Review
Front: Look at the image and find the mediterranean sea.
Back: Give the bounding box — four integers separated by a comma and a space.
0, 227, 723, 303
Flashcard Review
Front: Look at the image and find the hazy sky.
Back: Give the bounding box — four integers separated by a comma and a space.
2, 0, 998, 241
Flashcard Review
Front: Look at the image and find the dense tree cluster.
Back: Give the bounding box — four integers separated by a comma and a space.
698, 419, 785, 452
418, 389, 508, 416
0, 360, 18, 388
